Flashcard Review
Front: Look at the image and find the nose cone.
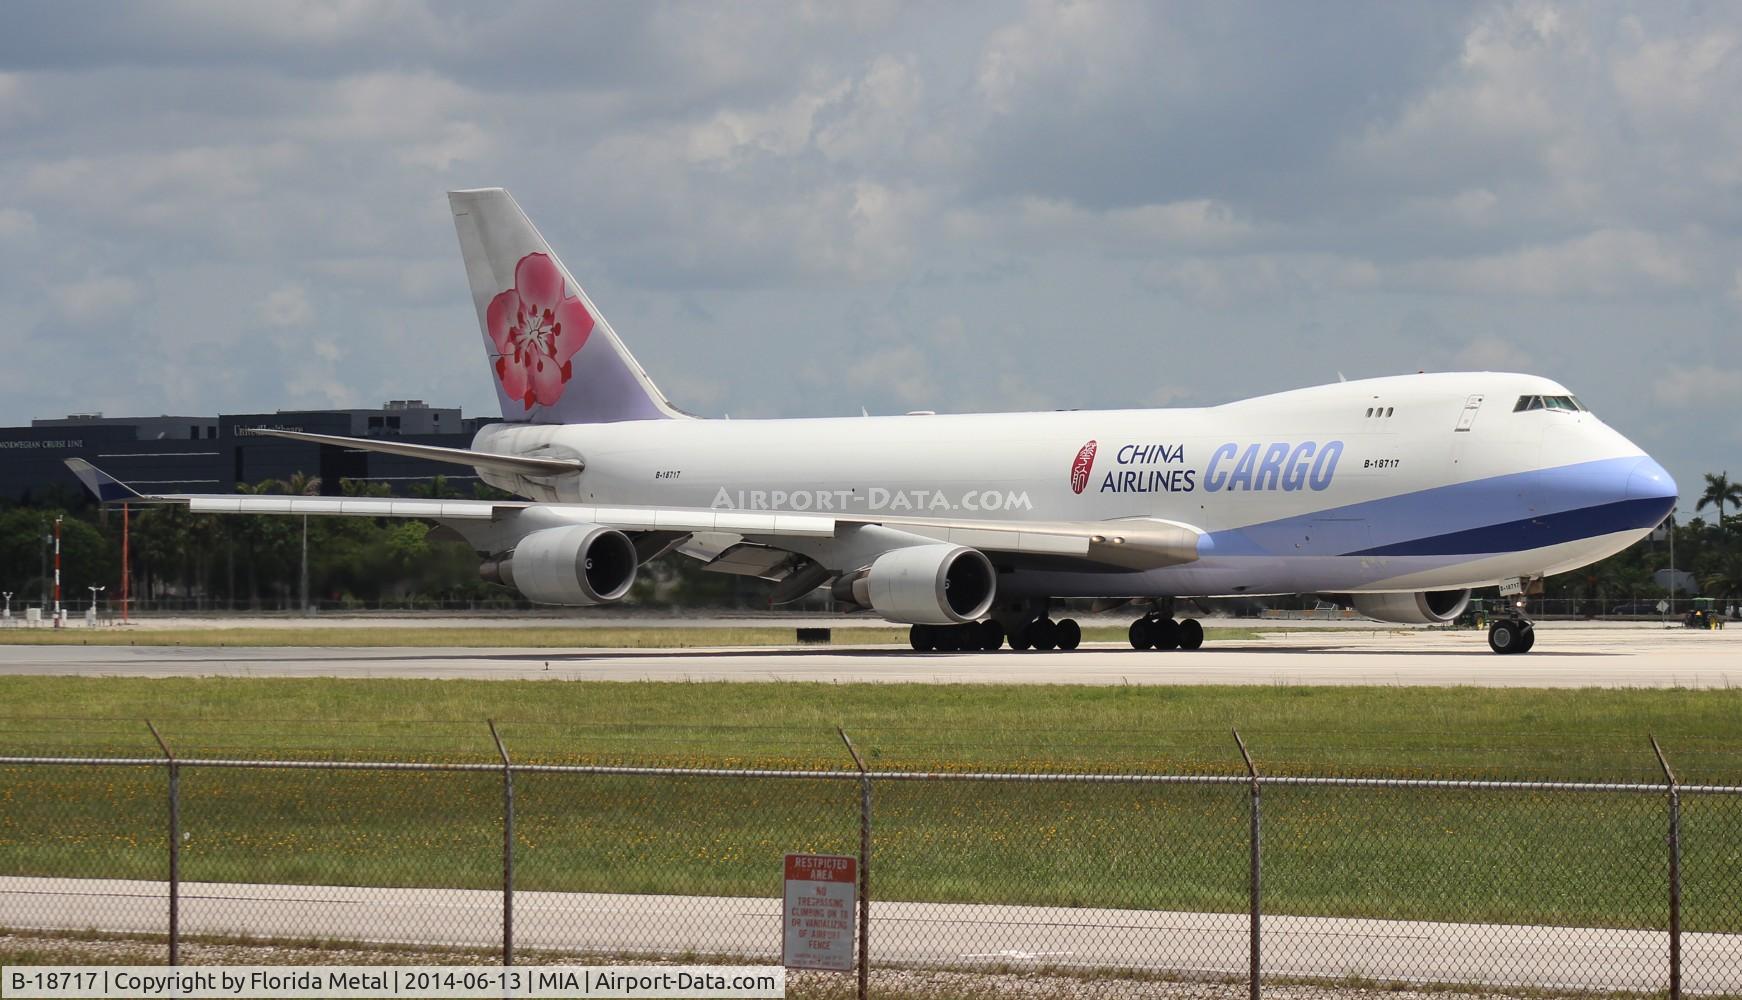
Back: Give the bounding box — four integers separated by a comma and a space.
1627, 456, 1677, 505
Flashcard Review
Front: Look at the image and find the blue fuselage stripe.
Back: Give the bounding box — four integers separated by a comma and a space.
1204, 456, 1673, 559
1346, 496, 1673, 556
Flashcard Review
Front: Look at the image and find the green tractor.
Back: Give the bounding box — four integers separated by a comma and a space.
1685, 597, 1725, 630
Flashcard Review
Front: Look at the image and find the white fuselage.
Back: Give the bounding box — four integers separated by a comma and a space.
472, 372, 1676, 599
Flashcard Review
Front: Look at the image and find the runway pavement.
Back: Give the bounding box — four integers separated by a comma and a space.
2, 876, 1731, 991
0, 626, 1737, 686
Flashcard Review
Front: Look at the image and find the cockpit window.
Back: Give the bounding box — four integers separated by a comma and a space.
1515, 394, 1587, 413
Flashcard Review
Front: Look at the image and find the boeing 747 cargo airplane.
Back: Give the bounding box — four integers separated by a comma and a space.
70, 188, 1678, 655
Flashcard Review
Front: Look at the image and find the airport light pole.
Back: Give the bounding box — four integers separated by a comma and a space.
122, 502, 130, 625
52, 516, 62, 628
1668, 506, 1677, 621
88, 585, 105, 623
300, 514, 309, 616
3, 592, 11, 623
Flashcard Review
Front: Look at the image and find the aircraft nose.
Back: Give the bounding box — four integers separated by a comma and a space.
1627, 456, 1677, 504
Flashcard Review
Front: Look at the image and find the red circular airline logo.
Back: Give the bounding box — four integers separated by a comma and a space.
1070, 440, 1098, 495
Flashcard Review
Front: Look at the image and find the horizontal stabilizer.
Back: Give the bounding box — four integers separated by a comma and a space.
64, 458, 145, 503
254, 429, 582, 477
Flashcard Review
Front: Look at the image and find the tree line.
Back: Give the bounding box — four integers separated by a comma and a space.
1538, 472, 1742, 610
2, 471, 1738, 614
0, 474, 756, 612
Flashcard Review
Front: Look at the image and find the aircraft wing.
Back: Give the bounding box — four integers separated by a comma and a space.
66, 459, 1200, 569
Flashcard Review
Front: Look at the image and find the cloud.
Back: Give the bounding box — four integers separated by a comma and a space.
0, 207, 35, 240
260, 284, 312, 327
1612, 27, 1737, 119
1653, 367, 1742, 408
844, 343, 937, 409
52, 275, 141, 323
1143, 253, 1379, 307
23, 142, 307, 233
1451, 336, 1533, 372
0, 0, 1736, 514
1404, 229, 1696, 297
0, 72, 26, 119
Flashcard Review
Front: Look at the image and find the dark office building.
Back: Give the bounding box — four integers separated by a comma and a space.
1, 401, 493, 505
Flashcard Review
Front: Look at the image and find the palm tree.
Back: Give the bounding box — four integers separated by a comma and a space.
281, 471, 323, 497
340, 478, 393, 498
408, 474, 461, 500
1696, 472, 1742, 524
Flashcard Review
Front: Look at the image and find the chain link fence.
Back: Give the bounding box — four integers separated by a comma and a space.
2, 736, 1739, 998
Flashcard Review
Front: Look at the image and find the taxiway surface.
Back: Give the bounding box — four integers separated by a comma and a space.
1, 626, 1736, 686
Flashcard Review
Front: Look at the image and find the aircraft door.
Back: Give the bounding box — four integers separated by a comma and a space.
1449, 393, 1484, 475
1453, 394, 1483, 432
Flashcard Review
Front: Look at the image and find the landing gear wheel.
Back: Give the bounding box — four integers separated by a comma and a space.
1488, 619, 1522, 654
1517, 623, 1535, 653
1008, 624, 1032, 651
909, 624, 933, 651
1151, 617, 1181, 651
958, 623, 980, 650
1029, 617, 1059, 651
1129, 618, 1154, 650
1177, 618, 1204, 650
978, 620, 1006, 651
1056, 618, 1082, 651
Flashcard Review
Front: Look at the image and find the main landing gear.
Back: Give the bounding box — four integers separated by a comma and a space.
1009, 616, 1082, 651
1487, 617, 1536, 655
1128, 613, 1205, 650
908, 616, 1083, 652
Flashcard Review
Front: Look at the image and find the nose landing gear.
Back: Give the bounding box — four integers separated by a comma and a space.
1487, 581, 1540, 655
1487, 617, 1536, 654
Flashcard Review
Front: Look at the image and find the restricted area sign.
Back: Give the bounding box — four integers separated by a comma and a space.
782, 853, 857, 971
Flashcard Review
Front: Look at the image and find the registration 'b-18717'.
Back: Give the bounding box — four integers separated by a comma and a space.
69, 189, 1677, 655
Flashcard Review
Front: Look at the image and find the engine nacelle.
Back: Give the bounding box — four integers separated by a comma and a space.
1349, 589, 1471, 625
836, 544, 997, 625
481, 524, 637, 606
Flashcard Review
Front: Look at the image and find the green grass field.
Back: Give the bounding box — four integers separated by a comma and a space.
2, 677, 1740, 933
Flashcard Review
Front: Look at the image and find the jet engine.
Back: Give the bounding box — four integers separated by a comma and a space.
1349, 589, 1472, 625
834, 544, 997, 625
479, 524, 637, 606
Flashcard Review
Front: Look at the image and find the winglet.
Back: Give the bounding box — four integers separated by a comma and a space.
65, 459, 145, 503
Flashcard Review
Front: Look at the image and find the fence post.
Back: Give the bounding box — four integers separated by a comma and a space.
1651, 736, 1680, 1000
489, 720, 514, 968
838, 729, 871, 1000
147, 721, 179, 966
1234, 729, 1260, 1000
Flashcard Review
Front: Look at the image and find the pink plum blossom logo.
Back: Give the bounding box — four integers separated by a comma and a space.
1070, 440, 1097, 495
486, 252, 594, 409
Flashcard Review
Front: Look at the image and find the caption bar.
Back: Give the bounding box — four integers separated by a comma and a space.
2, 966, 786, 998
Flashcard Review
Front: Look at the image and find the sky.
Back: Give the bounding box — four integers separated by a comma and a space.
0, 1, 1737, 510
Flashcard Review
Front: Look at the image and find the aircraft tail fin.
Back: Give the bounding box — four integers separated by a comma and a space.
448, 188, 678, 424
